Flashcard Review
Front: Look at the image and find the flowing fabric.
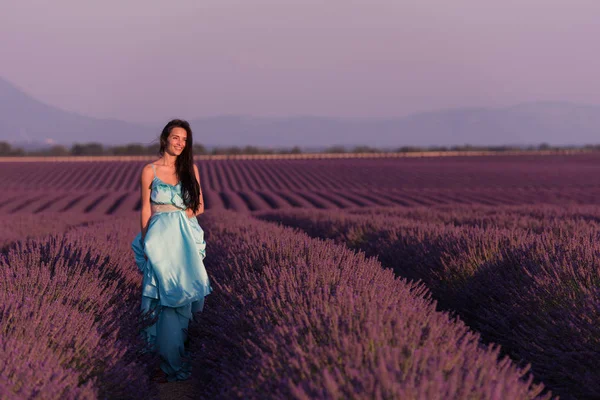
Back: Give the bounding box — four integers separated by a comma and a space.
131, 164, 213, 381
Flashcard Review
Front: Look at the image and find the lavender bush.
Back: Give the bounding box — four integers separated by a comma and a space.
345, 203, 600, 231
188, 209, 550, 399
256, 205, 600, 399
0, 217, 160, 399
0, 333, 97, 399
0, 212, 106, 251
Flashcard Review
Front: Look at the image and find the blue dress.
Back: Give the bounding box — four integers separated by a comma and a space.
131, 164, 213, 381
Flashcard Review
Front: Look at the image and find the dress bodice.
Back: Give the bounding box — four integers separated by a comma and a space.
150, 165, 186, 209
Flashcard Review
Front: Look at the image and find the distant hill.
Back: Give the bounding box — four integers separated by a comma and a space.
0, 77, 152, 148
2, 76, 600, 148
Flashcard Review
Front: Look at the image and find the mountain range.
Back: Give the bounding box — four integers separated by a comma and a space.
2, 76, 600, 149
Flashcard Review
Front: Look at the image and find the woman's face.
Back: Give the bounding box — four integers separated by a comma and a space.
166, 127, 187, 156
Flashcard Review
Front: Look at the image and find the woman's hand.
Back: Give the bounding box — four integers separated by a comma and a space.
185, 208, 195, 219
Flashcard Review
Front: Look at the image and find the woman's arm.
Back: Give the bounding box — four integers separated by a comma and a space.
186, 164, 204, 218
140, 164, 154, 240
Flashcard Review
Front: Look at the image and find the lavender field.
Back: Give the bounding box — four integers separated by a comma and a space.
2, 153, 600, 399
2, 153, 600, 214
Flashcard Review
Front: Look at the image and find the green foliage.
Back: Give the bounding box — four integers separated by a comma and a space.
0, 141, 25, 156
2, 139, 600, 157
351, 145, 379, 153
325, 145, 347, 153
71, 143, 105, 156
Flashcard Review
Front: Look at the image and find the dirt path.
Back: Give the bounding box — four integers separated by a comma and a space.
157, 380, 195, 400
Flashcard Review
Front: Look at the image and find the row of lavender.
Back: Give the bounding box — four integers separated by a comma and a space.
3, 154, 600, 193
4, 153, 600, 215
6, 183, 600, 216
0, 215, 160, 399
187, 209, 550, 399
0, 212, 113, 251
255, 204, 600, 400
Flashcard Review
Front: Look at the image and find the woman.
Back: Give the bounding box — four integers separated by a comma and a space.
131, 119, 213, 383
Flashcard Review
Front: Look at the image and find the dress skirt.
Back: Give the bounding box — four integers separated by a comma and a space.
131, 209, 213, 381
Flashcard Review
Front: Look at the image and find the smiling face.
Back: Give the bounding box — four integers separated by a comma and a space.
166, 127, 187, 156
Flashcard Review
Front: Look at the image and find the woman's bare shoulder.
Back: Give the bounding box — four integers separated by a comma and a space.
140, 163, 156, 182
143, 160, 161, 171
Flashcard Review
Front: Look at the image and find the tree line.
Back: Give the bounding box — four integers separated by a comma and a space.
1, 141, 600, 157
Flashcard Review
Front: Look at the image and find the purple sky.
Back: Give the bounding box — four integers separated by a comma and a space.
2, 0, 600, 124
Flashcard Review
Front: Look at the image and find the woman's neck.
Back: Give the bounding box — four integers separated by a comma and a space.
161, 155, 177, 167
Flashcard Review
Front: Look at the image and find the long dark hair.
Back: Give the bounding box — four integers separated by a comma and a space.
159, 119, 201, 212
